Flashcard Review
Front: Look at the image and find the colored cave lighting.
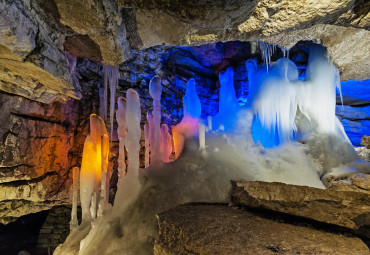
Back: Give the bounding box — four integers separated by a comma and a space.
58, 42, 369, 255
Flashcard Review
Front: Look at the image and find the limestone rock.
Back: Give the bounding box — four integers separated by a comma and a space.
55, 0, 130, 66
155, 204, 369, 255
362, 136, 370, 149
356, 147, 370, 162
0, 60, 100, 224
231, 181, 370, 230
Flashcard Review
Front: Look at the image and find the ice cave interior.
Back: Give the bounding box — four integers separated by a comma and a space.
0, 1, 369, 255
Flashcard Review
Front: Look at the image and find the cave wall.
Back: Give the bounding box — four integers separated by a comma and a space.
1, 39, 369, 226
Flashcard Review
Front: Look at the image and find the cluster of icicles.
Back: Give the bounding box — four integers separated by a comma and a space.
65, 43, 365, 250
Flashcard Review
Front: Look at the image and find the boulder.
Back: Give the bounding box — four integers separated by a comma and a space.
155, 204, 369, 255
231, 181, 370, 230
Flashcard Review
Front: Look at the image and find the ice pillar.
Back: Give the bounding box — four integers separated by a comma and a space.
149, 76, 162, 165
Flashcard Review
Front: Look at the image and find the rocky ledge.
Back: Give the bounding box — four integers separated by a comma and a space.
231, 179, 370, 230
155, 204, 369, 255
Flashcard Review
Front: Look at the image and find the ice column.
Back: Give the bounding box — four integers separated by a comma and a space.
147, 109, 155, 161
80, 135, 97, 222
70, 166, 79, 231
144, 124, 150, 168
149, 76, 162, 165
116, 97, 127, 185
160, 124, 172, 163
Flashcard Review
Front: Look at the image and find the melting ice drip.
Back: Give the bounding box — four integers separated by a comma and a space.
58, 43, 369, 255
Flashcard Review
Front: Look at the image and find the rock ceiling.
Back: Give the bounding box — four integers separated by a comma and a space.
0, 0, 369, 103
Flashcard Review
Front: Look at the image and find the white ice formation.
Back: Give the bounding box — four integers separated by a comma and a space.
56, 43, 370, 255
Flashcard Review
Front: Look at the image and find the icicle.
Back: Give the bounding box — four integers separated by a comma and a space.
70, 166, 79, 231
99, 87, 106, 120
160, 124, 172, 163
116, 97, 127, 185
149, 76, 163, 165
144, 124, 150, 168
109, 66, 119, 143
103, 65, 108, 122
258, 41, 279, 72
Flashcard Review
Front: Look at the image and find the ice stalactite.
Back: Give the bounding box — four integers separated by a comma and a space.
116, 97, 127, 185
98, 87, 106, 120
160, 124, 172, 163
103, 65, 120, 142
213, 67, 238, 131
70, 166, 79, 231
257, 41, 277, 72
102, 66, 108, 122
144, 124, 150, 168
149, 76, 163, 166
248, 58, 300, 147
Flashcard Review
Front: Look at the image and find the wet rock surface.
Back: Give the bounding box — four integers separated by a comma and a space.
155, 204, 369, 255
231, 181, 370, 230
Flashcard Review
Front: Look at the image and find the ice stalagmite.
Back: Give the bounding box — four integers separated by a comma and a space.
147, 109, 155, 163
172, 79, 201, 158
112, 88, 142, 216
213, 67, 238, 130
144, 124, 150, 167
160, 124, 172, 163
101, 134, 109, 201
198, 122, 207, 157
70, 166, 79, 231
80, 135, 97, 222
149, 76, 163, 165
89, 114, 108, 190
183, 78, 201, 118
116, 97, 127, 185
